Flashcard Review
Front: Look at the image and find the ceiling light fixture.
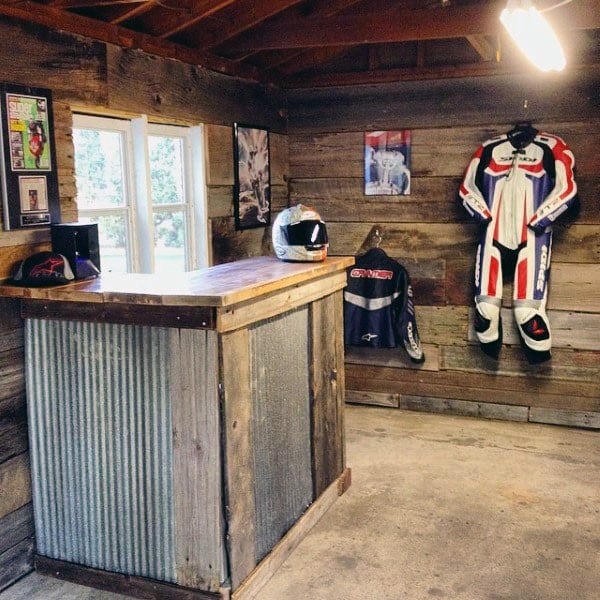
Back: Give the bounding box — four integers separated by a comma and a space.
500, 0, 568, 72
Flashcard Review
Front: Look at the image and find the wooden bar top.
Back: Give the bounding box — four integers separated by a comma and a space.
0, 256, 354, 308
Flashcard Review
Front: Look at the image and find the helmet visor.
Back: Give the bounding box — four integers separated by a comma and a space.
285, 221, 328, 248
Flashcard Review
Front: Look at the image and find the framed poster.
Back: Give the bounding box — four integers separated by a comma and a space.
364, 130, 411, 196
233, 123, 271, 230
0, 83, 60, 229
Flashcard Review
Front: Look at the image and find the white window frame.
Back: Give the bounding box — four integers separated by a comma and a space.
73, 113, 208, 274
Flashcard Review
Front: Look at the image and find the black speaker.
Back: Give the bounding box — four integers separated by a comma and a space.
51, 223, 101, 279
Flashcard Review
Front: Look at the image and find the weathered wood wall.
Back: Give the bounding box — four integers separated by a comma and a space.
287, 71, 600, 429
0, 15, 285, 589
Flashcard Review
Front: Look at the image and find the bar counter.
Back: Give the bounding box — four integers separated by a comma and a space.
0, 256, 353, 600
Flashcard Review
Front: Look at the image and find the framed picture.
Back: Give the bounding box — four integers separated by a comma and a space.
364, 130, 411, 196
233, 123, 271, 230
0, 83, 60, 229
19, 176, 48, 212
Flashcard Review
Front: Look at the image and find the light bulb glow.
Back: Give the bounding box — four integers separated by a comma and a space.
500, 1, 566, 72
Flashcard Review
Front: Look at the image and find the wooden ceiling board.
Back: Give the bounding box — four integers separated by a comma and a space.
1, 0, 598, 86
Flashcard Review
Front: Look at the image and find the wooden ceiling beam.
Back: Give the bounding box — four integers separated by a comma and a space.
110, 0, 159, 25
466, 34, 497, 62
0, 0, 263, 81
241, 0, 410, 72
179, 0, 305, 49
231, 0, 600, 52
139, 1, 238, 39
274, 47, 354, 77
49, 0, 147, 7
282, 60, 600, 89
227, 0, 368, 62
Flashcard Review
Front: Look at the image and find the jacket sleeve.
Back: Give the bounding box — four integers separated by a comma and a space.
392, 267, 425, 363
528, 135, 578, 232
459, 145, 493, 225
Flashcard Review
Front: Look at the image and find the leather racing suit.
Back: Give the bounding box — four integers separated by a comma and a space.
459, 131, 577, 361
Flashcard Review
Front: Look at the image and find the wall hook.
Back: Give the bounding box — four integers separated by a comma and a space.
374, 228, 383, 248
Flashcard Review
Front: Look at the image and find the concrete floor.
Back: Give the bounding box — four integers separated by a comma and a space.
2, 405, 599, 600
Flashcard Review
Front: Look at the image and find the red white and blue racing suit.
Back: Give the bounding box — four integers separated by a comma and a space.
459, 132, 577, 361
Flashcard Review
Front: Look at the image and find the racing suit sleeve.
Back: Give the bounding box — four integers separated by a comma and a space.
459, 145, 493, 225
392, 267, 425, 363
528, 135, 578, 232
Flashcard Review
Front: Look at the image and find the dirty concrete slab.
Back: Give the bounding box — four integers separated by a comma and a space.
2, 406, 599, 600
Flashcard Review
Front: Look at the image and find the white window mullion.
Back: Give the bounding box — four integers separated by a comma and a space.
191, 125, 209, 269
131, 116, 154, 273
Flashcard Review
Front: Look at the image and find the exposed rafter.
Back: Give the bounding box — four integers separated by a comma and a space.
176, 0, 305, 49
50, 0, 147, 7
283, 60, 600, 89
225, 0, 367, 62
110, 0, 159, 25
1, 0, 599, 86
138, 1, 239, 39
466, 34, 497, 62
0, 0, 263, 81
229, 1, 600, 52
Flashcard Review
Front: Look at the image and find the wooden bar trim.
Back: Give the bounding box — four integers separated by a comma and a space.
232, 468, 351, 600
217, 271, 347, 333
220, 328, 257, 589
21, 299, 216, 329
171, 329, 223, 590
310, 292, 344, 498
34, 555, 222, 600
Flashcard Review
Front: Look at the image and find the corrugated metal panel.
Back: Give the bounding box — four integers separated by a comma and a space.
25, 319, 176, 582
250, 307, 313, 561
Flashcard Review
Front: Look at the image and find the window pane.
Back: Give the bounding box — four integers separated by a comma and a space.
73, 129, 127, 209
148, 135, 185, 206
80, 214, 129, 274
153, 210, 186, 273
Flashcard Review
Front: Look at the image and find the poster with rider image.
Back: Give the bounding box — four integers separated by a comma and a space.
233, 123, 271, 230
7, 93, 51, 171
0, 83, 60, 230
364, 130, 411, 196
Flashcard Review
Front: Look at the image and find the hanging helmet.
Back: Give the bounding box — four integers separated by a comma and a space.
272, 204, 328, 262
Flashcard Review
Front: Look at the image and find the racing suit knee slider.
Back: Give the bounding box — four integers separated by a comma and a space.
474, 297, 502, 359
514, 304, 552, 363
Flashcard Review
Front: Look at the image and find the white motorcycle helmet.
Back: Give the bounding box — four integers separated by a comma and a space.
272, 204, 329, 262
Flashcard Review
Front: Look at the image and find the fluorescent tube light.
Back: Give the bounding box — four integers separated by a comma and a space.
500, 0, 567, 71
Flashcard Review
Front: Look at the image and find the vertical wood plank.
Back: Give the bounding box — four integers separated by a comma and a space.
0, 537, 34, 592
205, 125, 234, 186
221, 327, 256, 589
0, 394, 28, 464
0, 503, 34, 556
0, 453, 31, 520
310, 291, 345, 497
171, 329, 223, 591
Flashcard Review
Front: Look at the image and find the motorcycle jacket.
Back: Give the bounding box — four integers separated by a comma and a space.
343, 248, 425, 363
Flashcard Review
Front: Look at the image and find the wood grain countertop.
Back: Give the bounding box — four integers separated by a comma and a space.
0, 256, 354, 308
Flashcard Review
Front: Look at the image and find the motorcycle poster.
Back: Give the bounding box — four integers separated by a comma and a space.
0, 83, 60, 229
364, 130, 411, 196
7, 93, 52, 171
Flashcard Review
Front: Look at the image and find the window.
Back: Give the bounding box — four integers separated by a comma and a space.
72, 114, 208, 274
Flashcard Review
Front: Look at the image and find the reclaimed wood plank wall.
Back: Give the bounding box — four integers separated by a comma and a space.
287, 71, 600, 429
0, 16, 284, 589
